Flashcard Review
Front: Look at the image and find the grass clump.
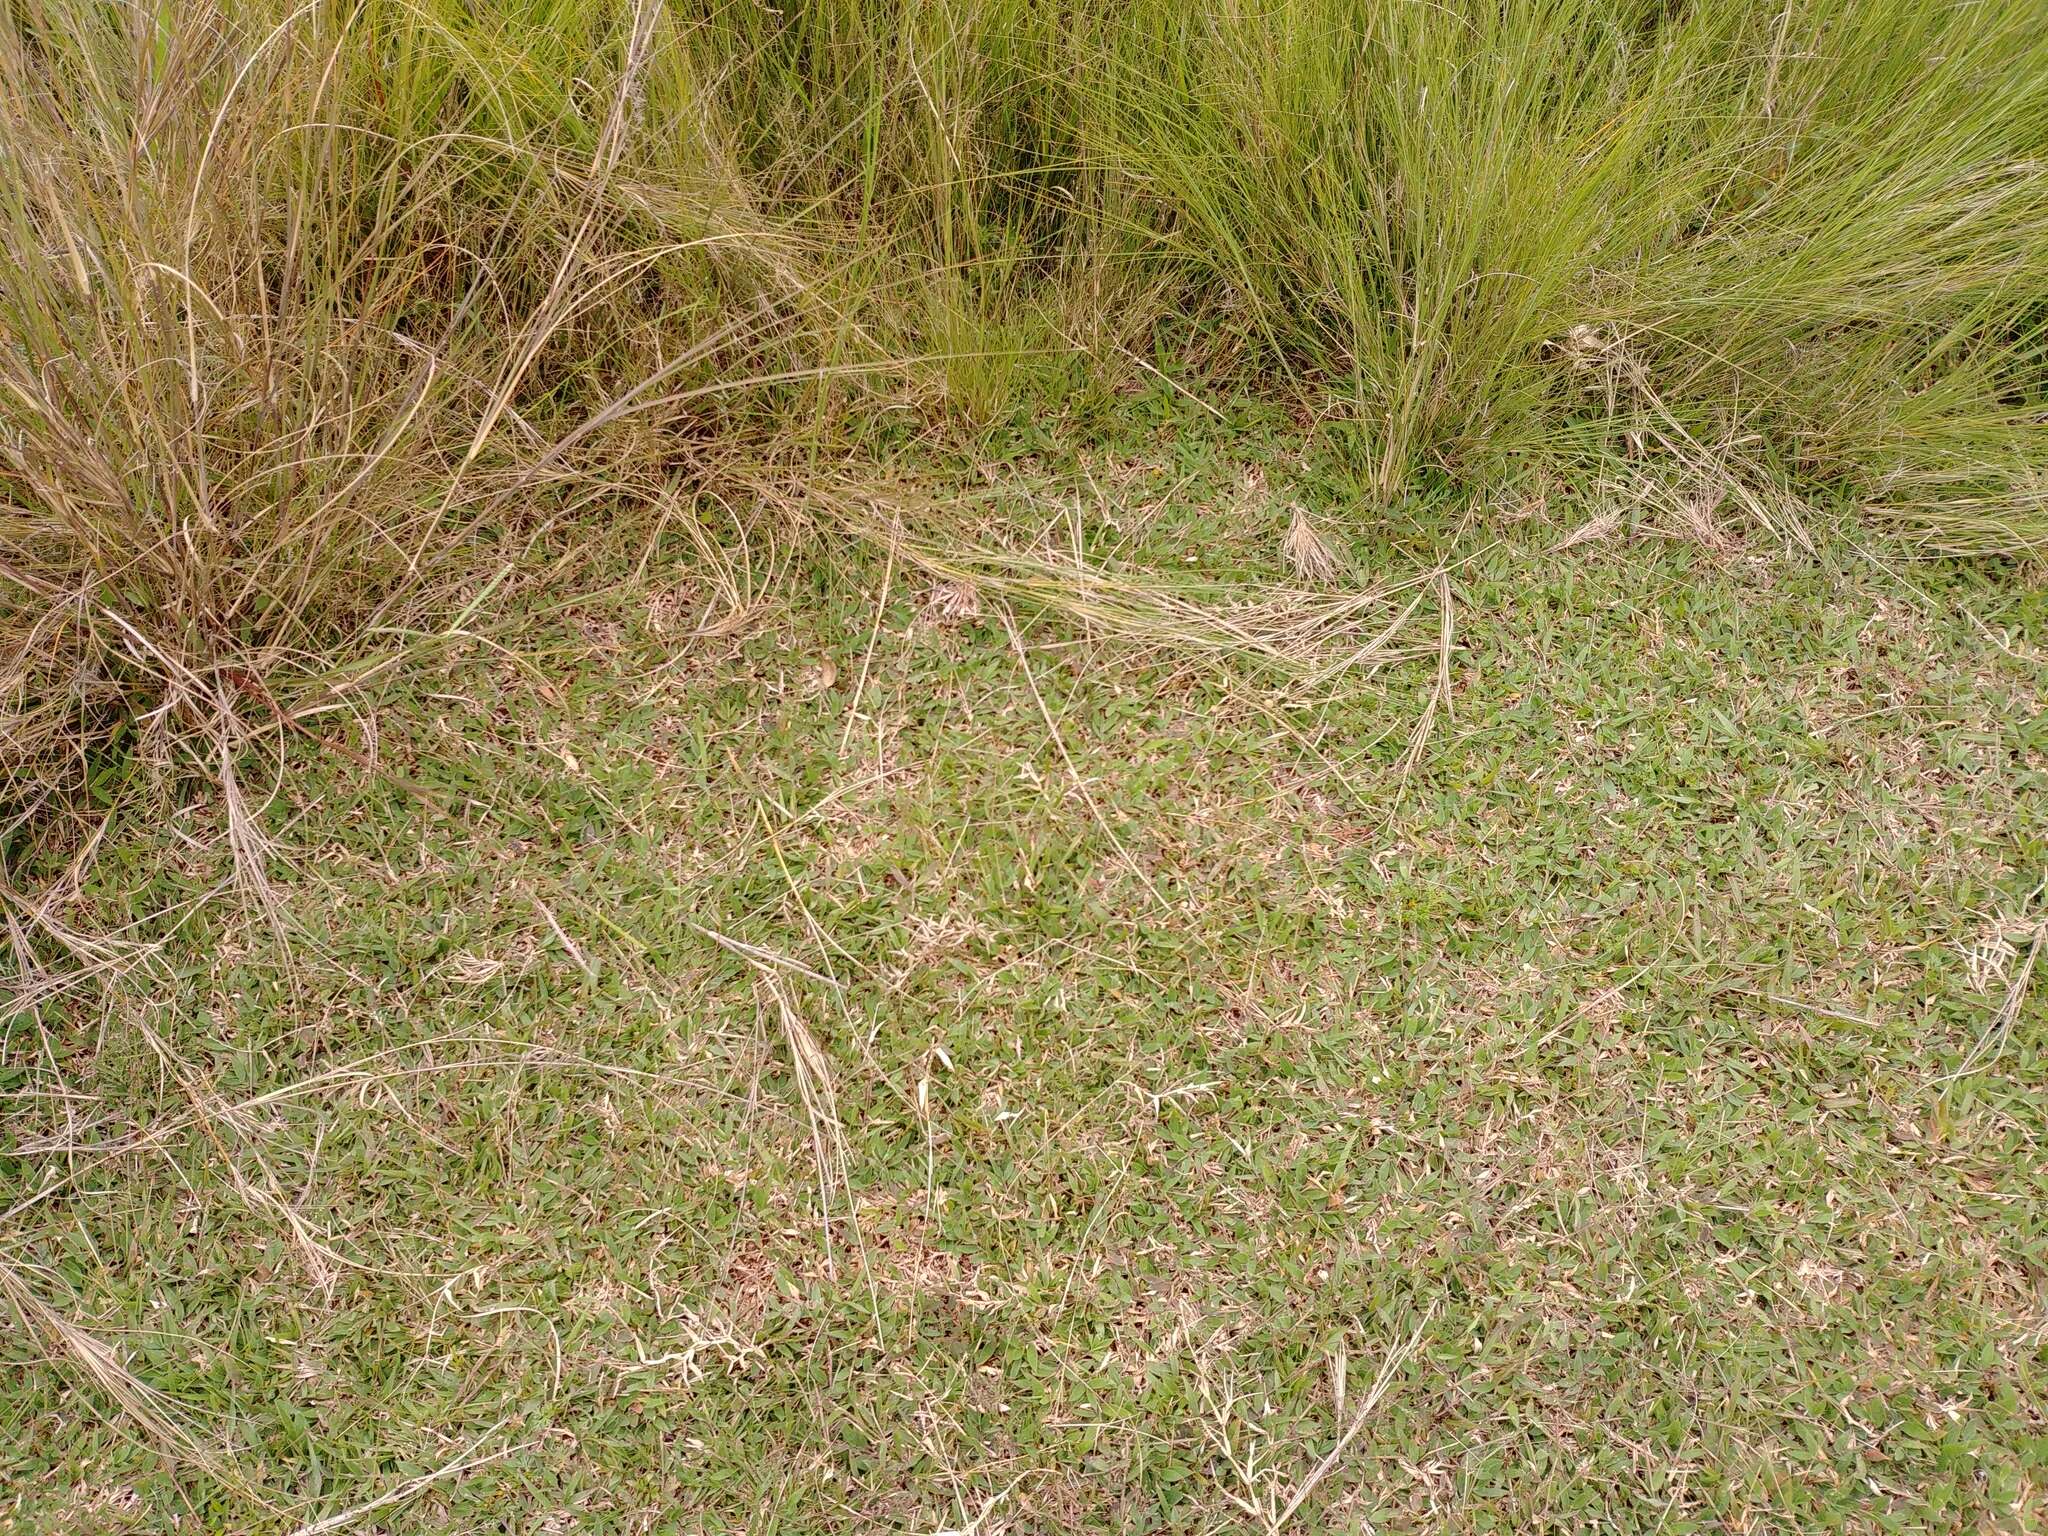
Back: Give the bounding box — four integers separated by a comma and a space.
0, 0, 809, 872
658, 0, 2048, 540
1094, 0, 2048, 528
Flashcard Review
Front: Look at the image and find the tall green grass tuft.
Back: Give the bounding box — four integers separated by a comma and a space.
660, 0, 2048, 536
1084, 0, 2048, 527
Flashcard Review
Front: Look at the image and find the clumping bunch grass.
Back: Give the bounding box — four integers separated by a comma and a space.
5, 0, 2045, 857
680, 0, 2048, 539
1105, 0, 2048, 531
0, 0, 824, 900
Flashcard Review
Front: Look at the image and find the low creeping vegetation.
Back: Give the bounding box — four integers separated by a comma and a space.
5, 435, 2046, 1530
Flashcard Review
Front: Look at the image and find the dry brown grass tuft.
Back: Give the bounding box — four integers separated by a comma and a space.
1281, 505, 1344, 585
0, 0, 821, 901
